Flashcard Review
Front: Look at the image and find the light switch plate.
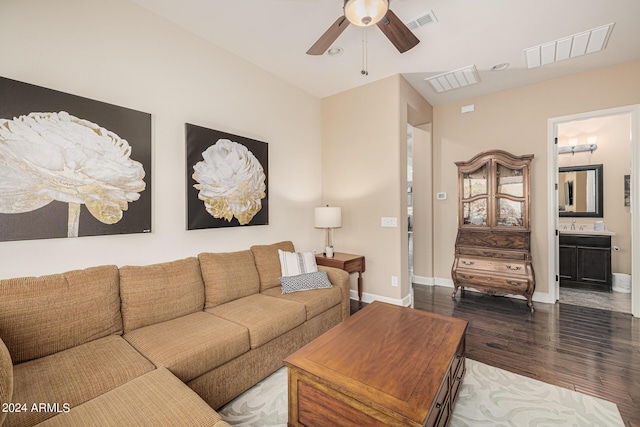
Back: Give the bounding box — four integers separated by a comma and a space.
436, 192, 447, 200
381, 217, 398, 227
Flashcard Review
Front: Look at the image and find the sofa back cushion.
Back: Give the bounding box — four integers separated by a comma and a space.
119, 257, 205, 333
250, 241, 295, 292
0, 265, 122, 364
199, 250, 260, 308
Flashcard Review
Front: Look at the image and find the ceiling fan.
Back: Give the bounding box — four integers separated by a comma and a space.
307, 0, 419, 55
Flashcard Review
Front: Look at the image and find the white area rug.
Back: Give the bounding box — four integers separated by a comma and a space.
219, 359, 623, 426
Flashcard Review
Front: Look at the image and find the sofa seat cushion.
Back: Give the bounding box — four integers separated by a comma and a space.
207, 294, 305, 349
262, 285, 342, 320
36, 367, 230, 427
124, 312, 250, 383
6, 335, 154, 427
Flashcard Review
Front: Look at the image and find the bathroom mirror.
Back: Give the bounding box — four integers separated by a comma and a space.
558, 164, 603, 217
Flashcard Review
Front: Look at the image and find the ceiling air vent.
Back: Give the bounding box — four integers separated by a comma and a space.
425, 65, 480, 94
524, 23, 615, 68
405, 10, 438, 32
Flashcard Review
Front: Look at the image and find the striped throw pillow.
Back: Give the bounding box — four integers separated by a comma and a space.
278, 250, 318, 277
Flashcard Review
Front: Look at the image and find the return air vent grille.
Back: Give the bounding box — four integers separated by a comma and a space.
406, 10, 438, 32
425, 65, 480, 93
524, 23, 614, 68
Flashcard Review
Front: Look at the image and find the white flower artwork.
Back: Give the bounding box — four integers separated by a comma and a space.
192, 139, 266, 225
0, 111, 146, 238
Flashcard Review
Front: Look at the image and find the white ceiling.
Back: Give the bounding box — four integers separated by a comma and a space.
130, 0, 640, 105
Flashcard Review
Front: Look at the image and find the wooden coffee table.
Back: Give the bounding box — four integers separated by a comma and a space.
284, 301, 468, 427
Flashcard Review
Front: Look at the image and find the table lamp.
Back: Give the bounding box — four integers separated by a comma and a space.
314, 206, 342, 258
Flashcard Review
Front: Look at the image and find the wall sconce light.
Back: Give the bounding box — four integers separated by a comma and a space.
558, 143, 598, 155
314, 206, 342, 258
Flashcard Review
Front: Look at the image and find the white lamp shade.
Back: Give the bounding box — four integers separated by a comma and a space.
344, 0, 389, 27
314, 207, 342, 228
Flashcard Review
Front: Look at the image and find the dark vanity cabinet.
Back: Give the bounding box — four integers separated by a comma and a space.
559, 234, 611, 291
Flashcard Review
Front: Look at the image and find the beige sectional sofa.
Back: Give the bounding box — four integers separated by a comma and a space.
0, 241, 350, 427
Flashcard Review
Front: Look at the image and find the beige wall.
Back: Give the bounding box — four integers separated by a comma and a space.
433, 60, 640, 296
321, 75, 432, 303
411, 125, 433, 279
558, 114, 632, 274
0, 0, 323, 279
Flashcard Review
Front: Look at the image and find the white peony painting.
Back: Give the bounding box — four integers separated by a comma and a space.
186, 124, 268, 229
0, 77, 152, 242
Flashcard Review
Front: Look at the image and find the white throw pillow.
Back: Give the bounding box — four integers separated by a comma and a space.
278, 249, 318, 277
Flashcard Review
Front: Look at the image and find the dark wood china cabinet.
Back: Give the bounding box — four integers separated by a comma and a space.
451, 150, 536, 311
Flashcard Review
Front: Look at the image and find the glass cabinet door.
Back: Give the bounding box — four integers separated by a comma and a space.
494, 163, 525, 227
496, 199, 524, 226
457, 151, 532, 229
495, 164, 523, 196
461, 164, 488, 226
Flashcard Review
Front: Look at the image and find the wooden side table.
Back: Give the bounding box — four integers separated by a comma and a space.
315, 252, 365, 307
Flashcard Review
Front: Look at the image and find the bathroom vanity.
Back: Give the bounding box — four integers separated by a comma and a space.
559, 231, 613, 292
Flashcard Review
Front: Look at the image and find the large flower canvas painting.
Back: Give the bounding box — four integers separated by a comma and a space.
0, 77, 152, 242
186, 123, 268, 229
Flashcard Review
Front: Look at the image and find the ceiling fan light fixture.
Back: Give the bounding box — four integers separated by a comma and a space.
344, 0, 389, 27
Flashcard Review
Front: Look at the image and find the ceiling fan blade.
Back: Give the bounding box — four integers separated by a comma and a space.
307, 16, 350, 55
376, 9, 419, 53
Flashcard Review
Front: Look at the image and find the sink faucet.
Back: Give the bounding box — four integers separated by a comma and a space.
571, 220, 576, 230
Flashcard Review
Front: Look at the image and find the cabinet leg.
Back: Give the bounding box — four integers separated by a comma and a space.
451, 284, 459, 299
527, 296, 534, 312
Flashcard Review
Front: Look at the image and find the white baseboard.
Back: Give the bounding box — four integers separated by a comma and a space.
349, 290, 412, 307
413, 277, 556, 305
434, 277, 455, 288
411, 275, 434, 286
351, 278, 555, 309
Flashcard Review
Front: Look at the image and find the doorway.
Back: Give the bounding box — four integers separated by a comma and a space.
406, 123, 433, 303
548, 105, 640, 318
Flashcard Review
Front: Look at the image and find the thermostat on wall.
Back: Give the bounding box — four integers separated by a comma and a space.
436, 192, 447, 200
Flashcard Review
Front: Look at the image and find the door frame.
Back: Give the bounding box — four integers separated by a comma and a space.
548, 104, 640, 317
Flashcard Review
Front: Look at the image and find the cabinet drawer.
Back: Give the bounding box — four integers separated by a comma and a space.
457, 257, 527, 276
458, 247, 528, 260
451, 353, 464, 378
435, 399, 451, 427
456, 272, 529, 293
452, 361, 464, 401
559, 234, 611, 248
495, 261, 527, 275
426, 378, 450, 427
458, 257, 494, 271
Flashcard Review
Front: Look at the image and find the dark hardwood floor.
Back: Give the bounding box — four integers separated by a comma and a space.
351, 285, 640, 427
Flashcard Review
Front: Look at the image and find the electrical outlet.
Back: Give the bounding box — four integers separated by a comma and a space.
391, 276, 398, 287
381, 217, 398, 227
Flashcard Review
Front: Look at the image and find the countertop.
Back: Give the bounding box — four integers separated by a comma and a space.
559, 229, 616, 236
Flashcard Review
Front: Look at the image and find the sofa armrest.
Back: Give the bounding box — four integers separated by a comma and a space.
317, 266, 350, 320
0, 336, 13, 426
